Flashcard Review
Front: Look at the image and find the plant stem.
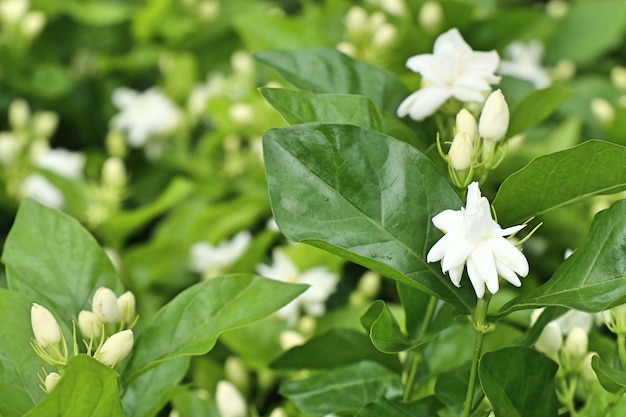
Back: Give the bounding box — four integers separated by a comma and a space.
463, 294, 492, 417
618, 334, 626, 370
402, 296, 439, 402
598, 386, 626, 417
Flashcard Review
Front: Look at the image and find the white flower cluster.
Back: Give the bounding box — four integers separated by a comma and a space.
30, 287, 137, 393
190, 231, 252, 279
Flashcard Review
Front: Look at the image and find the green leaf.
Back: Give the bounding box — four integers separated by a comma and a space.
2, 199, 123, 324
259, 88, 384, 130
124, 275, 307, 379
254, 48, 409, 113
493, 140, 626, 225
434, 365, 481, 415
0, 289, 45, 417
507, 85, 573, 137
63, 1, 137, 26
263, 123, 475, 313
501, 199, 626, 314
479, 347, 558, 417
397, 282, 432, 339
23, 355, 123, 417
592, 355, 626, 394
271, 328, 400, 372
355, 396, 443, 417
279, 360, 402, 415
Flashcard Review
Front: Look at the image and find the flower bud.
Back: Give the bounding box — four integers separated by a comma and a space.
611, 66, 626, 90
224, 356, 249, 392
372, 23, 397, 48
0, 0, 27, 23
9, 98, 30, 130
44, 372, 61, 392
418, 1, 443, 33
92, 287, 119, 323
215, 380, 247, 417
479, 89, 509, 142
455, 108, 478, 141
0, 132, 22, 165
564, 326, 588, 360
20, 10, 45, 38
581, 352, 598, 384
346, 6, 368, 38
280, 330, 306, 350
534, 321, 562, 360
31, 303, 62, 348
117, 291, 136, 324
96, 329, 134, 366
101, 157, 127, 189
32, 111, 58, 139
590, 98, 615, 126
448, 132, 473, 171
78, 310, 103, 340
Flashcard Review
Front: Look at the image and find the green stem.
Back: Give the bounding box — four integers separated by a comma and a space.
618, 334, 626, 370
463, 294, 492, 417
402, 296, 439, 402
598, 386, 626, 417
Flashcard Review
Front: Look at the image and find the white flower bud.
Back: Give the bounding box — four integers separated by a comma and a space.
546, 0, 569, 19
564, 326, 588, 359
455, 108, 478, 141
20, 10, 45, 37
478, 89, 509, 142
611, 66, 626, 90
92, 287, 119, 323
590, 98, 615, 125
534, 321, 562, 360
418, 1, 443, 33
0, 132, 22, 165
448, 132, 473, 171
116, 291, 136, 324
32, 111, 58, 139
231, 50, 254, 75
357, 271, 381, 298
268, 408, 288, 417
9, 98, 30, 130
228, 103, 254, 124
197, 0, 219, 21
372, 23, 397, 48
96, 329, 134, 366
581, 352, 598, 383
224, 356, 249, 392
78, 310, 102, 340
31, 303, 62, 348
105, 130, 127, 158
280, 330, 306, 351
215, 380, 247, 417
380, 0, 406, 16
346, 6, 368, 38
101, 157, 127, 189
336, 41, 357, 57
44, 372, 61, 392
550, 59, 576, 82
0, 0, 28, 23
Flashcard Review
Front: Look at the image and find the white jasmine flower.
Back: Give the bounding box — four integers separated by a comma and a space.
31, 303, 62, 348
397, 28, 500, 121
426, 181, 528, 298
92, 287, 120, 324
78, 310, 103, 340
190, 231, 252, 277
478, 89, 509, 142
19, 174, 64, 208
215, 380, 247, 417
110, 87, 180, 147
34, 148, 85, 179
498, 40, 551, 89
256, 249, 339, 325
95, 329, 134, 366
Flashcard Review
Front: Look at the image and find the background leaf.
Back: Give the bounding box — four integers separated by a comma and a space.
23, 355, 123, 417
507, 85, 573, 138
479, 347, 559, 417
501, 200, 626, 313
493, 140, 626, 225
124, 274, 307, 379
279, 360, 402, 415
2, 199, 123, 324
355, 396, 443, 417
263, 123, 475, 313
592, 355, 626, 394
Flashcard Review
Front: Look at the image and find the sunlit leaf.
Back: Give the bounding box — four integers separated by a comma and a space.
592, 355, 626, 394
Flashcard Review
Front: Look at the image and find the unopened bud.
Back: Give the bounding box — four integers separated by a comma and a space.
611, 67, 626, 90
31, 303, 62, 348
32, 111, 58, 139
448, 132, 473, 171
78, 310, 103, 340
581, 352, 598, 383
96, 329, 134, 366
44, 372, 61, 392
197, 0, 219, 21
546, 0, 569, 19
231, 50, 254, 75
534, 321, 562, 360
372, 23, 397, 47
418, 1, 443, 33
20, 10, 45, 37
268, 408, 288, 417
228, 103, 254, 124
9, 98, 30, 130
357, 271, 381, 298
224, 356, 249, 392
0, 132, 22, 165
215, 380, 247, 417
92, 287, 119, 323
590, 98, 615, 126
0, 0, 27, 22
117, 291, 136, 324
105, 130, 127, 158
478, 89, 509, 142
346, 6, 368, 38
564, 326, 588, 359
336, 41, 357, 57
102, 157, 127, 189
280, 330, 306, 350
455, 108, 478, 141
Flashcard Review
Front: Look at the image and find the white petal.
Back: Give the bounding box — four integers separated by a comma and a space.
468, 246, 499, 296
488, 238, 529, 277
432, 209, 464, 233
427, 234, 451, 263
466, 50, 501, 74
499, 223, 525, 237
441, 239, 473, 272
495, 261, 522, 287
397, 86, 452, 121
433, 28, 472, 56
448, 264, 464, 287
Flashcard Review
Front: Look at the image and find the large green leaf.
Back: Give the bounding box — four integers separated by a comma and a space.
254, 47, 409, 113
479, 347, 558, 417
0, 290, 46, 417
263, 123, 475, 313
507, 85, 573, 137
279, 360, 402, 415
501, 200, 626, 313
124, 275, 307, 380
259, 88, 383, 130
493, 140, 626, 225
355, 396, 443, 417
271, 328, 400, 372
2, 199, 123, 324
23, 355, 123, 417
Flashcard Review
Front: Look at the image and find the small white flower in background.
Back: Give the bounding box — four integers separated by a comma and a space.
0, 132, 22, 165
397, 28, 500, 121
564, 326, 588, 360
279, 330, 306, 350
215, 380, 247, 417
110, 87, 180, 147
92, 286, 120, 324
190, 231, 252, 278
34, 148, 86, 179
478, 89, 509, 142
31, 303, 62, 348
590, 97, 615, 126
78, 310, 103, 341
256, 249, 339, 325
427, 181, 528, 298
19, 174, 64, 209
498, 40, 551, 89
44, 372, 61, 392
95, 329, 134, 367
418, 1, 444, 33
534, 321, 563, 360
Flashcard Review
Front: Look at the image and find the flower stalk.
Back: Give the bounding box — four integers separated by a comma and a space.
463, 293, 492, 417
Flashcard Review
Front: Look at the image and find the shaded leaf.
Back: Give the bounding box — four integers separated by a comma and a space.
355, 396, 443, 417
592, 355, 626, 394
263, 123, 475, 313
507, 85, 573, 137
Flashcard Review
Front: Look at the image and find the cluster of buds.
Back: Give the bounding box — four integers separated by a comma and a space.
0, 0, 46, 52
438, 89, 510, 187
336, 6, 398, 63
29, 287, 137, 393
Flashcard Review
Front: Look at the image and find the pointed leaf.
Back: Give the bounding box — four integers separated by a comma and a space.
279, 360, 402, 415
356, 396, 443, 417
479, 347, 558, 417
592, 355, 626, 394
254, 47, 408, 113
23, 355, 123, 417
508, 85, 572, 137
2, 199, 122, 324
493, 140, 626, 225
501, 200, 626, 313
263, 123, 475, 313
125, 275, 307, 379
